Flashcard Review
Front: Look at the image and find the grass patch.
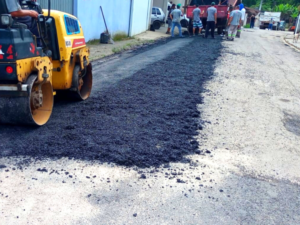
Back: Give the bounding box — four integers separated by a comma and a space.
87, 39, 100, 45
125, 43, 134, 48
113, 32, 134, 42
112, 47, 124, 54
111, 40, 156, 54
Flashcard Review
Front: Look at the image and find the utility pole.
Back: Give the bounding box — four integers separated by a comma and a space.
295, 10, 300, 34
297, 6, 300, 34
184, 0, 188, 13
259, 0, 263, 11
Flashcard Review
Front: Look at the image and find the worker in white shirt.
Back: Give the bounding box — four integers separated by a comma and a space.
236, 4, 246, 38
168, 1, 173, 10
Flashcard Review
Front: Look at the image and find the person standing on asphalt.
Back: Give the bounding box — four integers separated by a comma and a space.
227, 5, 242, 41
223, 4, 233, 38
204, 2, 217, 39
250, 15, 255, 28
268, 18, 274, 30
166, 4, 176, 34
170, 4, 184, 38
192, 4, 204, 36
236, 6, 245, 38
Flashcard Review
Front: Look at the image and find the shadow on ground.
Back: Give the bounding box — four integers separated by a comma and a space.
0, 37, 223, 168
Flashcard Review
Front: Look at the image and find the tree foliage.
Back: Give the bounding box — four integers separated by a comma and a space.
274, 3, 299, 18
243, 0, 300, 10
242, 0, 300, 18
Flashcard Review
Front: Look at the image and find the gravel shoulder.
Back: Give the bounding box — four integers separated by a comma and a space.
88, 28, 171, 61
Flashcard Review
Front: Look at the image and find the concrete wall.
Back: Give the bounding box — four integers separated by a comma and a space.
76, 0, 152, 41
76, 0, 131, 41
129, 0, 152, 36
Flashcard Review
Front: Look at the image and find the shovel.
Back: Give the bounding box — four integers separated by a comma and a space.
99, 6, 114, 44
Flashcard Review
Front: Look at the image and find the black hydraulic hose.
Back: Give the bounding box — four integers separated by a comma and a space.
47, 0, 51, 20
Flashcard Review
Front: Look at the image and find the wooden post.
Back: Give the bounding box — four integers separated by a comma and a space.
184, 0, 188, 13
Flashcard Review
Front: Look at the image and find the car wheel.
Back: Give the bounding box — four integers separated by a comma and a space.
153, 21, 161, 30
181, 19, 188, 28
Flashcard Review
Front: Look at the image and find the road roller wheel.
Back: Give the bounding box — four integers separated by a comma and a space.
29, 76, 54, 126
0, 75, 54, 126
70, 64, 93, 101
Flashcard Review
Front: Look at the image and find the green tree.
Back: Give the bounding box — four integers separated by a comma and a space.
243, 0, 300, 10
274, 3, 298, 18
242, 0, 299, 21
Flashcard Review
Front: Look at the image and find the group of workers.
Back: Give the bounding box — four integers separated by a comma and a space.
8, 0, 250, 43
166, 1, 247, 41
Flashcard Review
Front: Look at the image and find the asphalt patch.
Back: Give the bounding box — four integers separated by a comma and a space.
0, 38, 222, 168
283, 112, 300, 136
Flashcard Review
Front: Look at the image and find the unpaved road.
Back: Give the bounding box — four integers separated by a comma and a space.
0, 30, 300, 225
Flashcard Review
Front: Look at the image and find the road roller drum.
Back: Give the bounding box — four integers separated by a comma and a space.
0, 75, 53, 125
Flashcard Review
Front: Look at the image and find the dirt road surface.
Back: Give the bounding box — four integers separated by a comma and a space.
0, 30, 300, 225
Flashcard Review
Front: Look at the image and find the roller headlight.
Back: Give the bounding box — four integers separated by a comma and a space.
1, 14, 13, 27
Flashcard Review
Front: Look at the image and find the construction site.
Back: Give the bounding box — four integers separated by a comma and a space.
0, 0, 300, 224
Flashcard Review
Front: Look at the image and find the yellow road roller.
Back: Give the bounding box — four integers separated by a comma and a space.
0, 0, 92, 126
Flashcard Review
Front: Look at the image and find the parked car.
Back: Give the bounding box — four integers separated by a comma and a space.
151, 7, 165, 30
151, 7, 189, 30
278, 21, 286, 31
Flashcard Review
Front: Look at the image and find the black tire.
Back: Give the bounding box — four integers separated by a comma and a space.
69, 64, 93, 101
153, 21, 161, 30
181, 19, 188, 28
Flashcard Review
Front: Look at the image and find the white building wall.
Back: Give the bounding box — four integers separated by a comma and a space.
76, 0, 131, 41
129, 0, 152, 36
